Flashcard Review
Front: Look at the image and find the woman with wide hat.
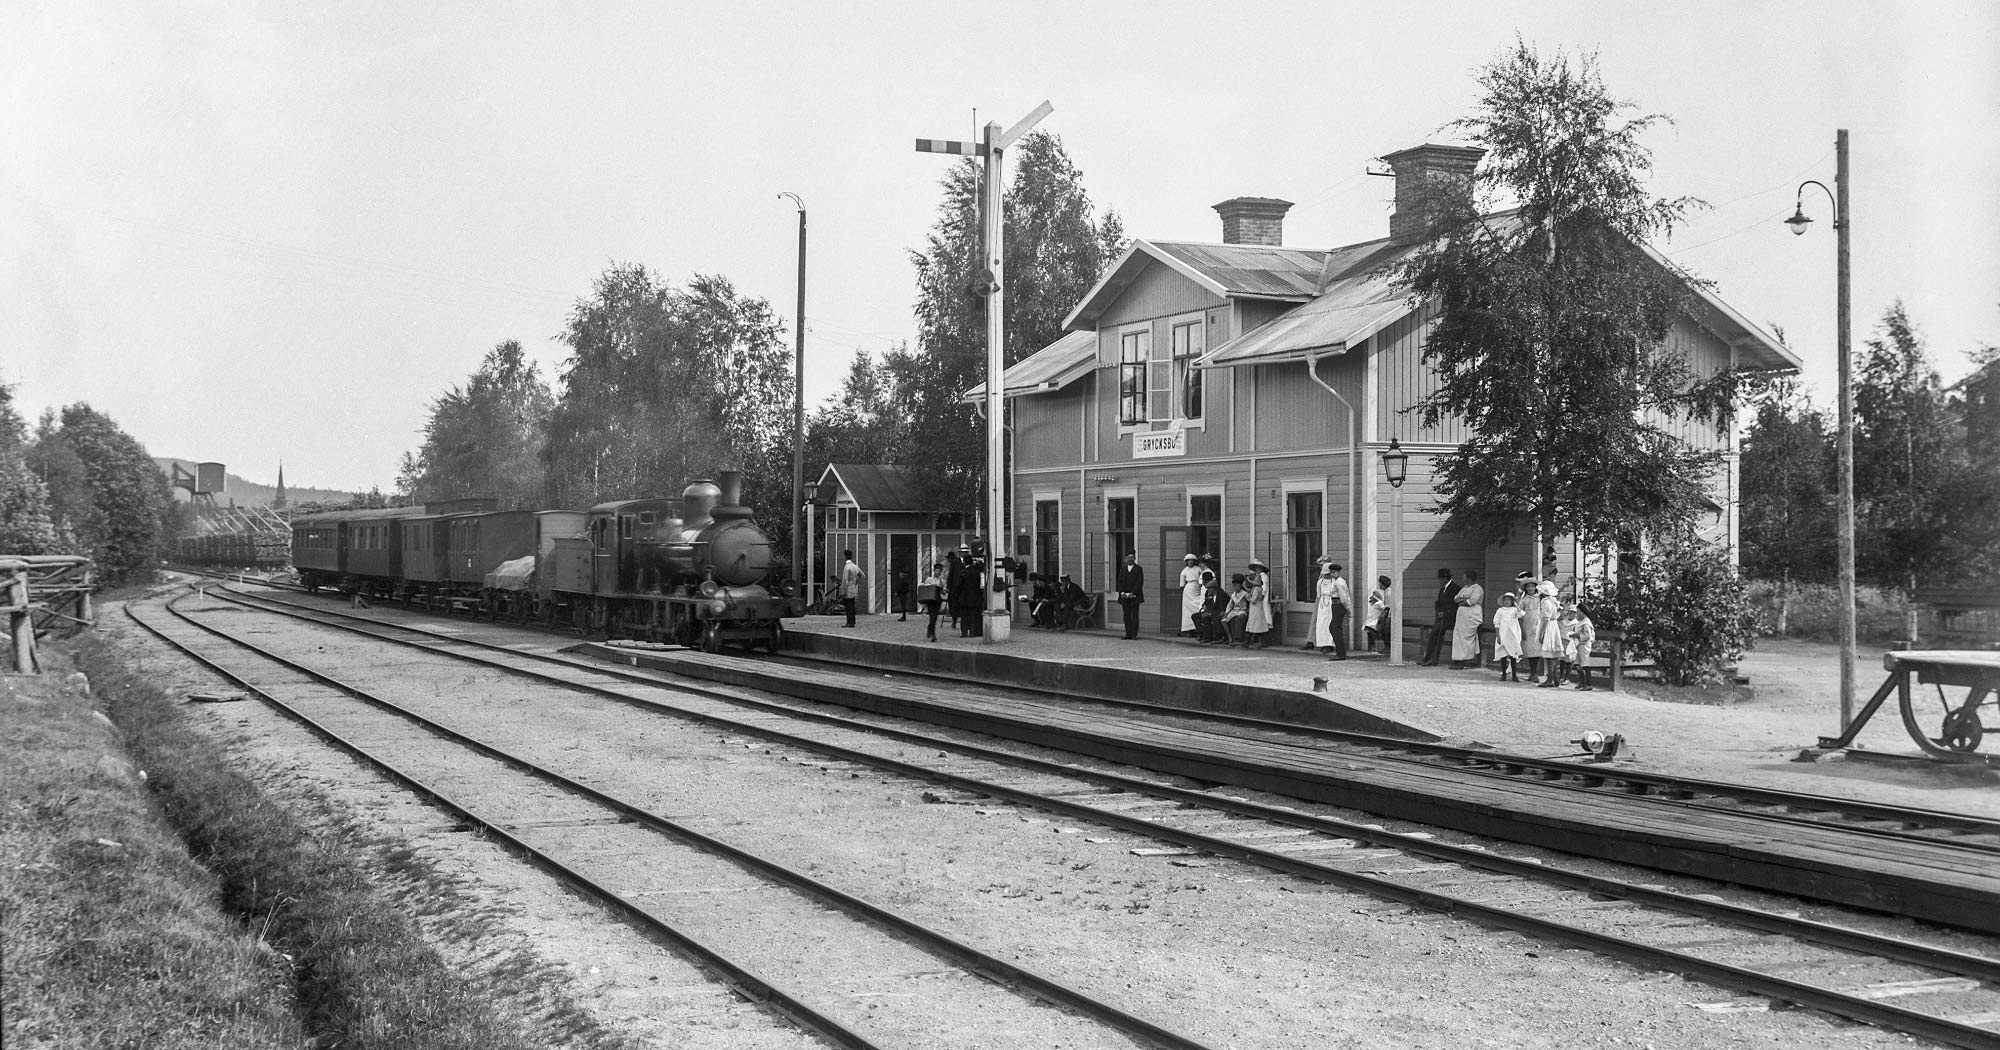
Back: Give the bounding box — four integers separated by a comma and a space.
1244, 558, 1272, 648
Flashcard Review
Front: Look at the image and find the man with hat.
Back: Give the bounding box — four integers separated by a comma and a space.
1418, 568, 1460, 666
1115, 550, 1145, 640
950, 547, 983, 637
1178, 553, 1205, 636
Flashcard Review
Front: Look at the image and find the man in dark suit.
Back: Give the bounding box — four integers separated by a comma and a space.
1115, 551, 1145, 640
1419, 567, 1459, 666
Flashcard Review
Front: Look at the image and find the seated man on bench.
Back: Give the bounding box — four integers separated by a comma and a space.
1054, 574, 1091, 630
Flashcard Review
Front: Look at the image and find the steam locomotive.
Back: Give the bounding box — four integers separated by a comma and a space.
290, 470, 801, 651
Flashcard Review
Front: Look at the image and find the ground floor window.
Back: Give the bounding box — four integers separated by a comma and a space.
1286, 490, 1323, 604
1034, 499, 1061, 580
1188, 492, 1221, 570
1106, 497, 1135, 588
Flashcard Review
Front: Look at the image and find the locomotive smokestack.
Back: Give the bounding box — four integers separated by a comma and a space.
712, 469, 754, 521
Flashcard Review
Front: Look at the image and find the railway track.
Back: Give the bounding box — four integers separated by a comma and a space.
182, 570, 2000, 855
160, 582, 2000, 1047
130, 591, 1218, 1050
752, 651, 2000, 854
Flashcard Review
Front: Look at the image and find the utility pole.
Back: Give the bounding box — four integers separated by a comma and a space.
1834, 129, 1854, 728
916, 100, 1051, 645
779, 193, 807, 596
1785, 129, 1854, 728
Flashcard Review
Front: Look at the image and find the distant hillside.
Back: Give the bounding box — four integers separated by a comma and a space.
154, 458, 357, 509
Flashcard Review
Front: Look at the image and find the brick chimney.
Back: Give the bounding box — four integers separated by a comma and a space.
1212, 196, 1293, 246
1383, 144, 1486, 245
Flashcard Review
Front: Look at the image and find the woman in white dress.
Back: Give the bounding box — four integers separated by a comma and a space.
1245, 558, 1272, 648
1307, 559, 1336, 652
1535, 580, 1566, 686
1178, 554, 1204, 635
1450, 570, 1485, 668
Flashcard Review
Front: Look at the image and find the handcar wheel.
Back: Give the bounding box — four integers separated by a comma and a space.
699, 622, 722, 654
1941, 701, 1986, 753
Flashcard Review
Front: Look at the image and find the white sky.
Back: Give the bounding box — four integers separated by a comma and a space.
4, 1, 1995, 492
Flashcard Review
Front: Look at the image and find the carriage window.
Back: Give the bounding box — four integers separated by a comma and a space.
639, 512, 656, 527
620, 515, 634, 539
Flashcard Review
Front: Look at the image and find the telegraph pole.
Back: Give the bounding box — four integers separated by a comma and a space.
779, 193, 806, 594
916, 100, 1051, 645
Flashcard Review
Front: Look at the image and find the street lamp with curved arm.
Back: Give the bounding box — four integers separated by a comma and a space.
1784, 132, 1856, 731
1785, 179, 1839, 235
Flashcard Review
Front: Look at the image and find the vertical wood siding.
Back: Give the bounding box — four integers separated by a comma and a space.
1015, 386, 1084, 466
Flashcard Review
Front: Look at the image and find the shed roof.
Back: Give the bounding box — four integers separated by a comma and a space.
963, 329, 1097, 401
817, 463, 925, 512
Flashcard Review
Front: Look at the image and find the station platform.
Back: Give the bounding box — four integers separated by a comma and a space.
787, 613, 2000, 821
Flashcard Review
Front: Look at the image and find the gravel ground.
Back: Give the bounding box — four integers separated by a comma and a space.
799, 615, 2000, 818
105, 583, 1992, 1049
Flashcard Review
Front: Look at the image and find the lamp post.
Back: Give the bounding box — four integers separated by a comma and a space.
779, 193, 807, 597
1382, 439, 1409, 665
1785, 130, 1855, 729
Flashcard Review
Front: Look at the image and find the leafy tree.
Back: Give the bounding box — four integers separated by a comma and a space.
0, 382, 63, 554
1397, 41, 1745, 551
541, 265, 792, 538
1738, 379, 1835, 582
906, 131, 1122, 514
805, 349, 910, 469
399, 340, 553, 508
1944, 341, 2000, 581
1853, 301, 1956, 589
26, 404, 170, 584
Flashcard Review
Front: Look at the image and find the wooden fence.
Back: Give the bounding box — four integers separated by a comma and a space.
2, 555, 95, 674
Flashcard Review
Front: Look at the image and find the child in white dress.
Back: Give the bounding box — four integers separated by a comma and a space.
1491, 592, 1525, 682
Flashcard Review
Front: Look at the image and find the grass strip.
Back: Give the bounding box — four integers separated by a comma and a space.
2, 651, 307, 1049
68, 634, 639, 1050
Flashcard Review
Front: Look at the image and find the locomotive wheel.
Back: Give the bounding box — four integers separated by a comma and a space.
699, 622, 722, 654
766, 621, 784, 653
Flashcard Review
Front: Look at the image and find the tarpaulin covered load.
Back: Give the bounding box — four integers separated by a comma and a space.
485, 555, 535, 592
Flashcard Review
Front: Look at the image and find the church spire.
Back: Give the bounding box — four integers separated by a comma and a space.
273, 461, 288, 510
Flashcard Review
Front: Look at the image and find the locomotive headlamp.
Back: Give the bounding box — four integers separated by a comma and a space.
707, 599, 729, 616
699, 580, 721, 599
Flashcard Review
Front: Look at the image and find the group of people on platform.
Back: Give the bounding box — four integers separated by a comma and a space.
847, 547, 1598, 687
1299, 558, 1394, 661
1420, 567, 1600, 690
1113, 551, 1280, 648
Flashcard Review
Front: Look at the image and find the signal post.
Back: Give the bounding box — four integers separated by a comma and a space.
916, 100, 1051, 644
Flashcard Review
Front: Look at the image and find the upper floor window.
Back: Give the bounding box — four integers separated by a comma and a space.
1171, 319, 1204, 421
1118, 329, 1149, 426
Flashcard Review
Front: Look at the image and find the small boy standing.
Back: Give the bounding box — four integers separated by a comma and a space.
1491, 592, 1525, 682
1567, 605, 1599, 691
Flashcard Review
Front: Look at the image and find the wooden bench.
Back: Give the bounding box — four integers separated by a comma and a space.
1401, 619, 1628, 689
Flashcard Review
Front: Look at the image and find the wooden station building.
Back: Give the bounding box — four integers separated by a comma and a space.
977, 143, 1800, 642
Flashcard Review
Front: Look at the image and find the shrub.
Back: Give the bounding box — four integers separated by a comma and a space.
1743, 578, 1911, 645
1590, 535, 1760, 686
